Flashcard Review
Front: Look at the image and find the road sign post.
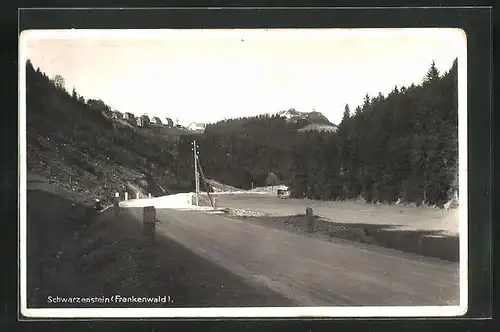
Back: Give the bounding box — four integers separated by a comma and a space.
113, 192, 120, 216
306, 207, 315, 233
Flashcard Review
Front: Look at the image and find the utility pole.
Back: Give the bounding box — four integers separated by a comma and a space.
192, 140, 200, 206
196, 154, 215, 208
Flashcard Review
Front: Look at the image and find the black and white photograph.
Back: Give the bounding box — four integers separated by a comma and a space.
19, 27, 467, 318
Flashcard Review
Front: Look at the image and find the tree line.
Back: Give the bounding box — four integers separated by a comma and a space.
180, 60, 458, 206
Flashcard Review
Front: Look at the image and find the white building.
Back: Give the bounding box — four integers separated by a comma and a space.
187, 122, 206, 132
150, 116, 163, 125
123, 112, 135, 121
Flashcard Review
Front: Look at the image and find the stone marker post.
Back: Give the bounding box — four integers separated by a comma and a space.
143, 206, 156, 242
124, 192, 128, 201
136, 193, 139, 199
113, 195, 120, 217
306, 207, 315, 233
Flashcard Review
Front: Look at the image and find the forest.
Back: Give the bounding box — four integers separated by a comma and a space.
178, 60, 458, 206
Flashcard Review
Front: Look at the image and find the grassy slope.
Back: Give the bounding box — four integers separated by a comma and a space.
26, 64, 192, 202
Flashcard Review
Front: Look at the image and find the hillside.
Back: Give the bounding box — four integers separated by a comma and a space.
175, 113, 334, 190
25, 60, 193, 202
175, 110, 337, 190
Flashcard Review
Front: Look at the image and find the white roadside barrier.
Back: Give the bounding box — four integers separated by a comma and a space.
119, 192, 213, 211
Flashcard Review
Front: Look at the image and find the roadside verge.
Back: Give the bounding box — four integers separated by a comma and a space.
225, 211, 459, 262
25, 187, 292, 308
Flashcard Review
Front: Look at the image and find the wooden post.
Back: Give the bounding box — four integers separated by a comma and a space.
124, 192, 128, 201
136, 192, 139, 200
306, 207, 315, 233
148, 193, 152, 199
143, 206, 156, 242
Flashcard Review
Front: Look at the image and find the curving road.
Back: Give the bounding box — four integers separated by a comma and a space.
125, 207, 460, 307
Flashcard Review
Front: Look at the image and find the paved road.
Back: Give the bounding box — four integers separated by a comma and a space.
125, 207, 460, 307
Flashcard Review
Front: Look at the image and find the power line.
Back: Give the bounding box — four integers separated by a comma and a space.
191, 140, 200, 206
192, 139, 215, 209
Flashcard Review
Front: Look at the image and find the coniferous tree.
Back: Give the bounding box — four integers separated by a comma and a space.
53, 74, 65, 90
424, 60, 440, 83
343, 104, 351, 120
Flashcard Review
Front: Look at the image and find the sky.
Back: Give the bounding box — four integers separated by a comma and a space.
21, 28, 465, 126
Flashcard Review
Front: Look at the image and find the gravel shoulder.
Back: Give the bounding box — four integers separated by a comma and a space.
213, 194, 460, 236
226, 212, 459, 262
210, 194, 460, 262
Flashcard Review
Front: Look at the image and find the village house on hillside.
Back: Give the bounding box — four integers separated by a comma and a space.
137, 114, 150, 127
187, 122, 206, 132
164, 117, 174, 127
123, 112, 135, 121
112, 111, 123, 120
150, 116, 163, 125
100, 109, 113, 119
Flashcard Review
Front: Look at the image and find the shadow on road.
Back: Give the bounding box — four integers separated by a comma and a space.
25, 189, 293, 309
109, 207, 295, 307
26, 189, 98, 308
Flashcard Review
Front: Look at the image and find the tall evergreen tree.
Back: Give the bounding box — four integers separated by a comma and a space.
424, 60, 440, 83
342, 104, 351, 121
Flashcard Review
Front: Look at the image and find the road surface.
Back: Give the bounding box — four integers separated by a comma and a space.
125, 207, 460, 307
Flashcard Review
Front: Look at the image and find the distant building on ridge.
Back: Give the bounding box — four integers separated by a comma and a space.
164, 117, 174, 127
112, 111, 123, 119
123, 112, 135, 121
137, 114, 150, 127
150, 117, 163, 125
187, 122, 206, 132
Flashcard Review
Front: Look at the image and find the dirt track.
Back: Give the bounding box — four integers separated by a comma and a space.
126, 207, 460, 307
